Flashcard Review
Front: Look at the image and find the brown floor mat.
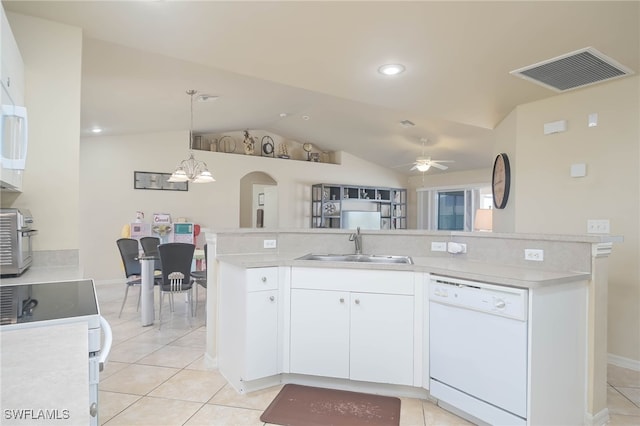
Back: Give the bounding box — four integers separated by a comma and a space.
260, 384, 401, 426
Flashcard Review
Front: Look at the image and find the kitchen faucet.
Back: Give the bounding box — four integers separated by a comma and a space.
349, 227, 362, 255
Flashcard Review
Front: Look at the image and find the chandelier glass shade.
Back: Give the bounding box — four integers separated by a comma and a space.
168, 90, 215, 184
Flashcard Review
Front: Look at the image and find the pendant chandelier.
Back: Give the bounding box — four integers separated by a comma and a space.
168, 89, 215, 184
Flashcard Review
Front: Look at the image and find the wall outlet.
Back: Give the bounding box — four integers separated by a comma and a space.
431, 242, 447, 252
447, 242, 467, 254
263, 239, 277, 249
524, 249, 544, 261
587, 219, 610, 234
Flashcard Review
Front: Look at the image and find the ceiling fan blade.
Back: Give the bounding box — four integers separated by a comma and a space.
409, 164, 418, 171
431, 162, 449, 170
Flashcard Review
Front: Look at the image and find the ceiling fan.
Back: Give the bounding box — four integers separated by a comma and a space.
408, 139, 453, 172
410, 156, 451, 172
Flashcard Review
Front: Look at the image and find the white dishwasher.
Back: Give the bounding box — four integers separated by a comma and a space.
429, 275, 528, 426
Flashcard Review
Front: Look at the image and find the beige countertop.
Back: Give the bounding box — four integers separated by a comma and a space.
215, 253, 591, 289
0, 266, 84, 286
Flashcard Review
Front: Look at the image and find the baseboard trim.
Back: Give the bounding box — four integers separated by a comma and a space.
584, 407, 610, 426
608, 353, 640, 371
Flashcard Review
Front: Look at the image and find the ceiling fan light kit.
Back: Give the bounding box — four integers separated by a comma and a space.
408, 139, 453, 173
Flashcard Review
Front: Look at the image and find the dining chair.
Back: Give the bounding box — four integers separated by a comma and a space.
140, 236, 162, 273
116, 238, 143, 318
191, 244, 207, 315
158, 242, 196, 329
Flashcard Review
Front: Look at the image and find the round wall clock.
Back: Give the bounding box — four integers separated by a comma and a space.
492, 153, 511, 209
261, 136, 274, 157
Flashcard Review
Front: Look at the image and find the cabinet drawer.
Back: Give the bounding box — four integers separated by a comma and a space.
246, 267, 278, 292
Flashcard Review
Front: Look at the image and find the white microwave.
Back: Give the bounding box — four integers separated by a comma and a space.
1, 103, 28, 170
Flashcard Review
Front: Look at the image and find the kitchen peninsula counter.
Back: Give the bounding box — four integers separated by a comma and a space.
206, 228, 619, 424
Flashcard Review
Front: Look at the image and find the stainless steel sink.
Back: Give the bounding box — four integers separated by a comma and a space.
296, 253, 413, 264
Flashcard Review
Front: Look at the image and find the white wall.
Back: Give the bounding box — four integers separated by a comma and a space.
80, 132, 407, 280
510, 76, 640, 364
5, 13, 82, 251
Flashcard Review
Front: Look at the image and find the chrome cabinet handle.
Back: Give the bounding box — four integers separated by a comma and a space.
339, 298, 345, 303
261, 276, 267, 282
354, 299, 360, 305
269, 295, 275, 302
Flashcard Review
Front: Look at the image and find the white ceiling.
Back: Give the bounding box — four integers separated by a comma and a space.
4, 1, 639, 175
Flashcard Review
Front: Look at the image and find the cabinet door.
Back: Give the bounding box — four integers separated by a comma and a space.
1, 8, 25, 106
350, 292, 414, 385
244, 289, 279, 380
290, 289, 349, 378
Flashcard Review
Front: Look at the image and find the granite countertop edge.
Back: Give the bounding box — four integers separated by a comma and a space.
215, 253, 591, 289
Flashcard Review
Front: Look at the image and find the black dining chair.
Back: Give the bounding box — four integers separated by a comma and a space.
116, 238, 143, 318
140, 236, 162, 273
191, 244, 207, 315
158, 242, 196, 329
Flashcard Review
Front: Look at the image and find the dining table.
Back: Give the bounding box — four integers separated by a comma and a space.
139, 248, 205, 327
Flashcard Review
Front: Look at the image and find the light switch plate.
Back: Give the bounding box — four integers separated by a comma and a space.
431, 242, 447, 252
263, 239, 277, 249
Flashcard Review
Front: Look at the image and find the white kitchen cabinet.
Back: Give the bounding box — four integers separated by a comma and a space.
0, 6, 25, 192
218, 264, 281, 393
244, 289, 279, 380
289, 267, 417, 386
290, 289, 350, 378
1, 6, 25, 107
349, 292, 413, 385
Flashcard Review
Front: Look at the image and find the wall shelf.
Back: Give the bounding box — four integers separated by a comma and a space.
192, 130, 338, 165
312, 183, 407, 230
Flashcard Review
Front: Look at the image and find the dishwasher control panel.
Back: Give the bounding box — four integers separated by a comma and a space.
429, 276, 528, 321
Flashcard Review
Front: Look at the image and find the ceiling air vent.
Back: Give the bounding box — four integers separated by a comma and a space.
510, 47, 634, 92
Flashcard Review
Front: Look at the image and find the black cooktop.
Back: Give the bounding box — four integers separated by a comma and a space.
0, 279, 99, 325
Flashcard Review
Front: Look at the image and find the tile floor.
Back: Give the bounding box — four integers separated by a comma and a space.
96, 281, 639, 425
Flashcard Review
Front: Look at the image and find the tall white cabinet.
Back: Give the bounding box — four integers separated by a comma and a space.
218, 264, 282, 393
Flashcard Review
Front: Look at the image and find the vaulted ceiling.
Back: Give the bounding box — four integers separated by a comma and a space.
4, 1, 639, 175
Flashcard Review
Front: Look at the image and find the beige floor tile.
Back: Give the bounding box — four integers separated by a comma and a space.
131, 326, 194, 346
208, 384, 283, 411
608, 413, 640, 426
109, 320, 154, 346
423, 400, 473, 425
100, 360, 130, 380
400, 397, 425, 426
608, 365, 640, 388
170, 327, 207, 350
137, 345, 204, 369
608, 386, 640, 416
99, 391, 140, 424
104, 396, 203, 426
100, 363, 180, 395
184, 404, 264, 426
185, 355, 216, 371
108, 340, 164, 363
617, 387, 640, 407
149, 369, 228, 403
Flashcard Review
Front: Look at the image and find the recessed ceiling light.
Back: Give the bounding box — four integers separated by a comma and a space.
302, 115, 310, 121
399, 120, 415, 128
378, 64, 406, 76
279, 112, 289, 118
91, 127, 103, 133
